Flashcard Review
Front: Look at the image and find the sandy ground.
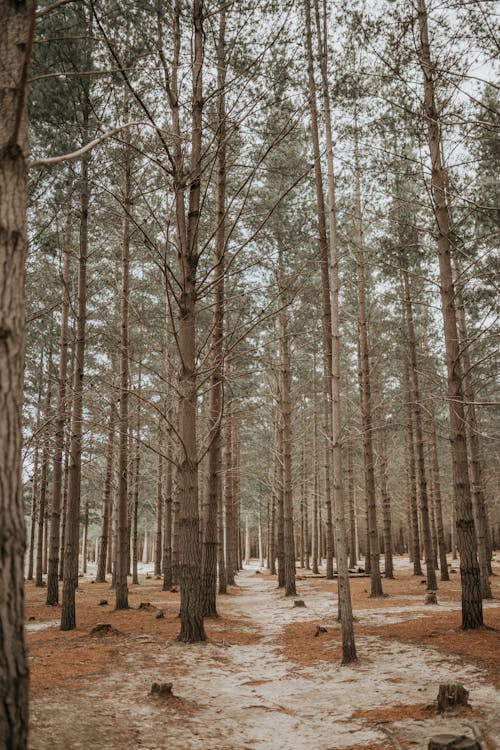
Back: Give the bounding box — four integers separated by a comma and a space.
27, 557, 500, 750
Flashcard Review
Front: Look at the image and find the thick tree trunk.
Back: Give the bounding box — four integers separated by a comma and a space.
0, 3, 33, 743
46, 235, 71, 604
417, 0, 482, 628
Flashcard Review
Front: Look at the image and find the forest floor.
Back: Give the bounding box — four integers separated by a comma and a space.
26, 556, 500, 750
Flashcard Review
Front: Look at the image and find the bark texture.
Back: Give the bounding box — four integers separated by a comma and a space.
0, 2, 34, 745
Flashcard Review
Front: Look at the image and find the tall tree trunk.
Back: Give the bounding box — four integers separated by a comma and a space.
311, 359, 320, 575
36, 353, 53, 587
402, 339, 423, 576
372, 354, 394, 580
453, 258, 492, 598
46, 233, 71, 604
96, 395, 117, 583
28, 363, 44, 582
0, 3, 33, 742
162, 409, 173, 591
154, 417, 164, 578
169, 0, 206, 643
314, 0, 356, 658
115, 139, 131, 611
224, 395, 236, 585
402, 269, 438, 593
304, 0, 334, 579
202, 3, 226, 616
354, 124, 383, 598
277, 248, 297, 596
61, 147, 90, 631
416, 0, 482, 628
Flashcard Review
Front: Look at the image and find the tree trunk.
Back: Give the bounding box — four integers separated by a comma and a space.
354, 124, 383, 598
46, 231, 71, 604
61, 146, 90, 631
154, 417, 164, 579
402, 340, 423, 576
0, 3, 33, 743
416, 0, 482, 628
277, 248, 297, 597
96, 395, 116, 583
372, 353, 394, 580
304, 0, 335, 580
28, 364, 44, 582
36, 354, 53, 587
314, 0, 356, 658
115, 137, 131, 611
453, 257, 492, 598
402, 269, 437, 593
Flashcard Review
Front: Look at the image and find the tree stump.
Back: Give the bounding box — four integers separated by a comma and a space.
293, 600, 306, 607
90, 623, 119, 636
155, 609, 164, 619
150, 682, 173, 696
436, 683, 469, 713
425, 591, 438, 605
428, 734, 480, 750
97, 599, 108, 606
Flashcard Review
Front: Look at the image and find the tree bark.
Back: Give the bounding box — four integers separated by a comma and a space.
354, 124, 383, 598
0, 3, 34, 743
453, 257, 492, 598
36, 354, 53, 587
416, 0, 482, 628
402, 269, 438, 593
96, 395, 116, 583
304, 0, 335, 579
46, 231, 71, 604
61, 145, 90, 631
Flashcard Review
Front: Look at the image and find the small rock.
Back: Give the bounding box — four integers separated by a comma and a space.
357, 567, 365, 573
98, 599, 108, 606
255, 570, 260, 575
145, 575, 152, 579
293, 600, 306, 608
150, 682, 173, 696
155, 609, 164, 619
421, 579, 427, 584
425, 591, 438, 605
138, 602, 156, 611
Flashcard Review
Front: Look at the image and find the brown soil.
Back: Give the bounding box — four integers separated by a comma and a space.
26, 578, 260, 694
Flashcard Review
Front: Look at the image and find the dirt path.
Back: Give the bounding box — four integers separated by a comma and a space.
29, 564, 500, 750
